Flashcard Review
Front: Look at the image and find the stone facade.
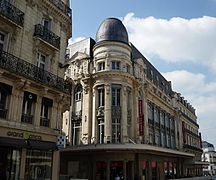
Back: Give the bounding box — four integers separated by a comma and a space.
61, 18, 203, 180
0, 0, 71, 179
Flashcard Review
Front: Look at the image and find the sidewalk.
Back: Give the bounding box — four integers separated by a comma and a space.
170, 176, 216, 180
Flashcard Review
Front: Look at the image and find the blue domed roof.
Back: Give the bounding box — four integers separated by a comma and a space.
96, 18, 129, 44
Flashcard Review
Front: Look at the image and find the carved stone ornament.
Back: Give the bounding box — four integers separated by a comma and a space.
105, 84, 111, 95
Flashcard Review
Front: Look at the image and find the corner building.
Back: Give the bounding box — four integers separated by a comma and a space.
0, 0, 72, 179
61, 18, 202, 179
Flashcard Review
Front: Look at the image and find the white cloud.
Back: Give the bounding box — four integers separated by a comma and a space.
123, 13, 216, 72
162, 70, 216, 145
68, 36, 86, 45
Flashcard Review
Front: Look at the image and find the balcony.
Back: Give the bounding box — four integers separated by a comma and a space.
0, 50, 70, 94
0, 0, 24, 26
34, 24, 60, 49
40, 117, 50, 127
48, 0, 72, 17
21, 114, 33, 124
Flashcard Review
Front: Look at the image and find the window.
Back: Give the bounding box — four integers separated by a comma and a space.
37, 52, 46, 70
112, 61, 120, 70
161, 132, 165, 147
154, 108, 159, 123
112, 117, 121, 143
166, 134, 170, 148
171, 136, 175, 149
98, 88, 104, 107
149, 132, 153, 144
98, 62, 105, 71
148, 104, 153, 124
165, 114, 170, 128
0, 31, 7, 52
0, 148, 21, 180
98, 119, 104, 144
40, 97, 53, 127
126, 64, 130, 73
0, 82, 12, 119
21, 92, 37, 124
74, 86, 82, 116
72, 122, 81, 145
112, 87, 120, 106
155, 132, 160, 146
160, 112, 165, 125
42, 18, 51, 30
127, 91, 132, 138
25, 150, 52, 180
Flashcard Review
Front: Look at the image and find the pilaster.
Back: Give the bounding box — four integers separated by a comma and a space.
121, 85, 128, 143
104, 84, 111, 143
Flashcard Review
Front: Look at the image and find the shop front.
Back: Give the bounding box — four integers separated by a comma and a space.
60, 144, 194, 180
0, 128, 58, 180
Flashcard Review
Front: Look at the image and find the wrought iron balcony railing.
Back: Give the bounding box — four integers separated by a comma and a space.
0, 0, 24, 26
48, 0, 72, 17
40, 117, 50, 127
21, 114, 33, 124
34, 24, 60, 49
0, 50, 70, 94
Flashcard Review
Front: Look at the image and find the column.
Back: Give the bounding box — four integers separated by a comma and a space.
104, 84, 111, 143
91, 86, 98, 143
51, 101, 58, 129
34, 96, 42, 127
19, 148, 27, 180
81, 83, 91, 144
143, 93, 149, 144
52, 150, 60, 180
122, 86, 128, 143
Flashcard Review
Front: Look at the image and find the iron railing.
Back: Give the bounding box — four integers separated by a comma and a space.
21, 114, 33, 124
0, 0, 24, 26
34, 24, 60, 49
48, 0, 72, 17
0, 50, 70, 94
40, 117, 50, 127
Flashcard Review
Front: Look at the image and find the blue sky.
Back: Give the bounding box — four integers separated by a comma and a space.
70, 0, 216, 146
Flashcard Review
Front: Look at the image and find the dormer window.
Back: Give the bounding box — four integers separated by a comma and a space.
112, 61, 120, 70
98, 62, 105, 71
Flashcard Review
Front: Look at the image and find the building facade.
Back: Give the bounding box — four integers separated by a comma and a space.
60, 18, 202, 180
0, 0, 71, 179
202, 141, 216, 176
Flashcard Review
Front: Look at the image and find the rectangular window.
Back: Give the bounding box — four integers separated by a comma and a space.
154, 108, 159, 123
98, 119, 104, 144
72, 122, 81, 145
98, 88, 104, 107
112, 87, 120, 106
98, 62, 105, 71
165, 114, 170, 128
21, 92, 37, 124
42, 18, 51, 30
126, 64, 130, 73
160, 112, 165, 125
25, 150, 52, 180
161, 132, 165, 147
112, 61, 120, 70
0, 147, 21, 180
0, 32, 5, 51
0, 82, 12, 119
155, 132, 160, 146
37, 52, 46, 70
40, 97, 53, 127
112, 118, 121, 143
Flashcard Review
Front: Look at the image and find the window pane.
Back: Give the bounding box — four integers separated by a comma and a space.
25, 150, 52, 180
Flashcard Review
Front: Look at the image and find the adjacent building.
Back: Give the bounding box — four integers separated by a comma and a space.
60, 18, 203, 180
0, 0, 72, 179
202, 141, 216, 176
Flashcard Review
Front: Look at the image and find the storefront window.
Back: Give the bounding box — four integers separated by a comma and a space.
110, 161, 123, 180
25, 150, 52, 180
0, 147, 21, 180
151, 161, 157, 180
96, 161, 106, 180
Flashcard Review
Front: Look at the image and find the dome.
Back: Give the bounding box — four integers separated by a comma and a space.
95, 18, 129, 44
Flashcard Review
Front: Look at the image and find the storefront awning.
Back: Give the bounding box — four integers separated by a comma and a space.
0, 137, 56, 150
61, 143, 194, 158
